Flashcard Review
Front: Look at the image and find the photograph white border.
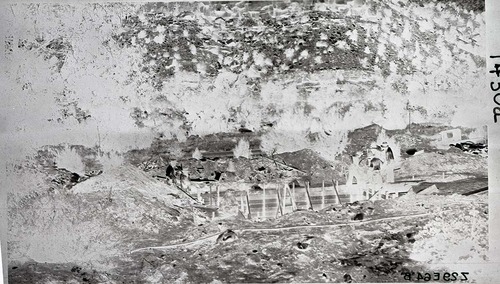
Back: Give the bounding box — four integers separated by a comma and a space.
1, 0, 498, 282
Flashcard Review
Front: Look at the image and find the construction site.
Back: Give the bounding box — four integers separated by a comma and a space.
1, 0, 491, 283
6, 123, 489, 283
130, 124, 488, 221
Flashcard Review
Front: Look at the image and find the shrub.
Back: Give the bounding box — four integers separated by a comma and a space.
233, 139, 251, 159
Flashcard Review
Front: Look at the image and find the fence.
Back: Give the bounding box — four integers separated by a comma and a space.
240, 181, 376, 220
241, 182, 341, 219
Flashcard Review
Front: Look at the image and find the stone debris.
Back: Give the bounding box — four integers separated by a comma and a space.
418, 184, 439, 195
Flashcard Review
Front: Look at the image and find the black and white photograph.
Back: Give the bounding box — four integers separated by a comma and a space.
0, 0, 496, 282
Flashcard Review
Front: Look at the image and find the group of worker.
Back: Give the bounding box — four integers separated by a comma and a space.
346, 141, 396, 185
165, 160, 187, 185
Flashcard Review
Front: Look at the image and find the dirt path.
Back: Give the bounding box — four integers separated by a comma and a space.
130, 212, 432, 253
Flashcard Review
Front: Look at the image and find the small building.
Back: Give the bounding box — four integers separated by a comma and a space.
439, 129, 462, 144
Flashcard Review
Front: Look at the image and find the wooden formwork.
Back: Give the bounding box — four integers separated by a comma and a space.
200, 180, 413, 220
241, 182, 348, 220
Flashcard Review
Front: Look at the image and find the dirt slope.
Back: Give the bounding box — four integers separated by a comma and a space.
8, 164, 200, 273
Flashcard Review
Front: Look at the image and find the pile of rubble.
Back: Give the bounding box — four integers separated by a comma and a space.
449, 141, 488, 157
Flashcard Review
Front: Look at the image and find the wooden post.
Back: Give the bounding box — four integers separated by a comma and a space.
216, 185, 220, 208
212, 211, 215, 220
292, 182, 296, 207
287, 184, 297, 211
321, 180, 325, 209
442, 172, 445, 180
305, 182, 313, 210
275, 192, 281, 218
276, 186, 283, 217
246, 191, 252, 219
333, 179, 341, 205
197, 191, 201, 203
305, 182, 310, 209
262, 184, 266, 219
282, 185, 286, 214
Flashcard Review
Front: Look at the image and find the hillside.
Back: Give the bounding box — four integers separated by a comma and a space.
7, 155, 204, 274
0, 0, 487, 162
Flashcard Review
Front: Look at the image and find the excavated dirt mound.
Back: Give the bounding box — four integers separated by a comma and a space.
8, 164, 204, 274
275, 149, 345, 186
72, 165, 181, 202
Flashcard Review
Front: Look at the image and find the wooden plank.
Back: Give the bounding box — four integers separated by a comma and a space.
308, 190, 337, 197
393, 179, 425, 183
248, 191, 279, 201
310, 196, 326, 201
261, 156, 307, 174
463, 186, 488, 196
248, 199, 278, 204
305, 182, 313, 210
332, 179, 341, 205
322, 180, 325, 209
323, 197, 340, 202
282, 186, 286, 214
193, 205, 218, 211
249, 204, 267, 209
287, 184, 297, 211
246, 192, 252, 219
173, 184, 198, 202
262, 184, 266, 218
276, 186, 283, 216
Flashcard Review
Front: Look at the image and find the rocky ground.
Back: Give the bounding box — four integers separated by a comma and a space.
8, 191, 488, 283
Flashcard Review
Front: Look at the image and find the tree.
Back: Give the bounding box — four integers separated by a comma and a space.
233, 139, 251, 159
192, 147, 203, 160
